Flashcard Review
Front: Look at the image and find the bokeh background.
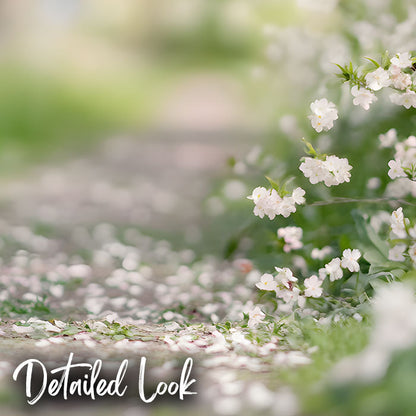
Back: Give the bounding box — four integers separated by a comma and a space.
0, 0, 261, 168
0, 0, 377, 251
2, 1, 416, 416
0, 0, 354, 169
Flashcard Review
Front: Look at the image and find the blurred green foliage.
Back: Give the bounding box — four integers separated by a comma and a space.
0, 64, 171, 171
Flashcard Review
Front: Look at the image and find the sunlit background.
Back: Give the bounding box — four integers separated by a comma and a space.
0, 0, 255, 167
1, 1, 416, 415
0, 0, 358, 246
0, 0, 349, 170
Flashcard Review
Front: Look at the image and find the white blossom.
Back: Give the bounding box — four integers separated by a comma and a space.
308, 98, 338, 132
365, 67, 391, 91
324, 155, 352, 184
388, 159, 406, 179
405, 135, 416, 147
291, 187, 306, 204
325, 257, 343, 281
390, 89, 416, 109
12, 325, 34, 334
304, 275, 323, 298
390, 207, 407, 238
409, 225, 416, 239
277, 226, 303, 252
248, 306, 265, 328
297, 295, 306, 308
367, 177, 381, 190
351, 85, 377, 110
393, 137, 416, 175
391, 52, 413, 69
408, 243, 416, 263
384, 136, 416, 186
299, 155, 352, 187
278, 287, 301, 304
372, 282, 416, 352
341, 249, 361, 272
379, 128, 397, 148
299, 158, 330, 185
318, 267, 327, 280
256, 273, 277, 291
278, 197, 297, 218
247, 187, 280, 220
389, 65, 412, 90
311, 246, 332, 260
385, 177, 416, 199
275, 267, 298, 289
388, 244, 406, 262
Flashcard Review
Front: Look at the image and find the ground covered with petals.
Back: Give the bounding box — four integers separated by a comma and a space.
0, 137, 358, 416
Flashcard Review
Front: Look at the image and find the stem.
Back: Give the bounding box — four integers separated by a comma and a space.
309, 197, 416, 207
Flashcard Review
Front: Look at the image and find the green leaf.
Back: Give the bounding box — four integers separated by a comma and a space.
61, 326, 80, 336
355, 271, 382, 292
139, 336, 155, 342
301, 138, 318, 157
281, 176, 296, 192
224, 236, 239, 259
364, 57, 380, 68
265, 176, 280, 192
334, 63, 351, 81
381, 50, 391, 69
364, 248, 388, 267
401, 270, 416, 281
352, 210, 389, 258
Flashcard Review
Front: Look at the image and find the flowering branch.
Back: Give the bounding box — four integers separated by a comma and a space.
309, 197, 416, 207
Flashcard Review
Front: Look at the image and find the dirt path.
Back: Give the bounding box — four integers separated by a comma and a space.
0, 134, 305, 416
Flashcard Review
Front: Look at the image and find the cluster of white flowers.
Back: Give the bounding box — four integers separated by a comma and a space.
389, 64, 412, 90
256, 268, 306, 307
391, 52, 413, 69
390, 89, 416, 109
342, 53, 416, 112
318, 249, 362, 282
247, 186, 305, 220
388, 207, 416, 263
356, 52, 416, 110
277, 226, 303, 252
255, 247, 361, 308
308, 98, 338, 132
385, 176, 416, 199
299, 155, 352, 186
387, 135, 416, 180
